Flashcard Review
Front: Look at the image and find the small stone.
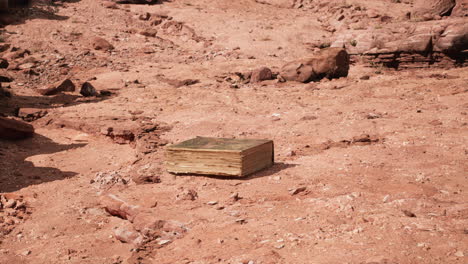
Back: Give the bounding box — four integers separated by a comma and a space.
176, 189, 198, 201
360, 75, 370, 80
289, 186, 307, 195
114, 223, 144, 246
139, 12, 151, 21
80, 82, 99, 97
454, 251, 464, 257
207, 201, 218, 205
91, 37, 114, 51
139, 29, 158, 37
158, 239, 171, 245
229, 192, 241, 202
366, 113, 381, 119
382, 195, 390, 203
21, 250, 31, 256
402, 210, 416, 217
250, 67, 273, 83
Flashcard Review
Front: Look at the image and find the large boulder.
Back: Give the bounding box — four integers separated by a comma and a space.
0, 117, 34, 140
280, 48, 349, 83
413, 0, 456, 19
250, 67, 273, 83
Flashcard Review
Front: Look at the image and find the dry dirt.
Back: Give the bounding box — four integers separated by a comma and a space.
0, 0, 467, 263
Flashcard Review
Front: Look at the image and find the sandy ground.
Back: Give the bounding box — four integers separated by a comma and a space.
0, 0, 467, 263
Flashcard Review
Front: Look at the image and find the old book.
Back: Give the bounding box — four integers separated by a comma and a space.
166, 137, 274, 177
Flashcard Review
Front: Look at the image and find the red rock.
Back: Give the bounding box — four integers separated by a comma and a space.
138, 12, 151, 21
280, 48, 349, 83
139, 28, 158, 37
250, 67, 273, 83
91, 37, 114, 51
99, 194, 141, 222
114, 223, 144, 245
434, 22, 468, 53
37, 79, 75, 96
0, 117, 34, 140
80, 82, 98, 97
132, 173, 161, 184
176, 188, 198, 201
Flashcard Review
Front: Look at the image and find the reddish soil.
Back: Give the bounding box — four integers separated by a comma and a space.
0, 1, 467, 263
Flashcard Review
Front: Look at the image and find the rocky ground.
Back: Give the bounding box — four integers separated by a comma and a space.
0, 0, 467, 263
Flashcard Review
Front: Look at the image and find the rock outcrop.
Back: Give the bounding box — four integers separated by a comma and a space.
331, 20, 467, 68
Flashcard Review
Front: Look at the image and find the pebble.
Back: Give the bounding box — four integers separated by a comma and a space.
207, 201, 218, 205
158, 239, 171, 245
289, 187, 307, 195
454, 251, 464, 257
382, 195, 390, 203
